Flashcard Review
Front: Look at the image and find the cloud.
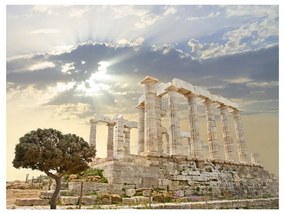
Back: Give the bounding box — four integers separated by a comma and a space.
187, 11, 220, 21
163, 6, 177, 16
32, 5, 53, 15
69, 8, 89, 18
30, 28, 60, 34
223, 5, 277, 18
28, 61, 55, 71
7, 41, 278, 118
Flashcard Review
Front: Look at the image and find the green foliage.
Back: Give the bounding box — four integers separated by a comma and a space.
63, 175, 69, 182
262, 193, 272, 198
13, 128, 96, 176
83, 168, 108, 183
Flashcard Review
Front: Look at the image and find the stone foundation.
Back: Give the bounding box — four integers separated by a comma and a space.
90, 155, 278, 199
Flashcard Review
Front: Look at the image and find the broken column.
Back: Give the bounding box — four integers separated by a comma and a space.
204, 99, 220, 160
167, 86, 182, 155
89, 119, 97, 156
107, 123, 115, 160
137, 103, 145, 155
219, 105, 234, 162
140, 76, 159, 156
232, 109, 249, 164
186, 93, 202, 158
113, 115, 125, 159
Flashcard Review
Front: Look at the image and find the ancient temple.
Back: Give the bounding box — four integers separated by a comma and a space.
87, 76, 278, 199
89, 76, 255, 165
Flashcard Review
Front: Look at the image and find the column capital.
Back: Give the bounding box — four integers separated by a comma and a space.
136, 103, 145, 109
185, 92, 196, 99
166, 85, 178, 93
217, 103, 229, 109
232, 108, 242, 114
107, 122, 115, 127
90, 119, 98, 124
140, 76, 159, 85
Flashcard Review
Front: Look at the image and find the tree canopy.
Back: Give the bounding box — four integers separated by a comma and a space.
13, 128, 96, 209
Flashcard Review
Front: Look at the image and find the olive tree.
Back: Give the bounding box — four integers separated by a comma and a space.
12, 128, 96, 209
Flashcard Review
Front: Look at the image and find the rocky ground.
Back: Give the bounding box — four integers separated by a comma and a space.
6, 189, 42, 209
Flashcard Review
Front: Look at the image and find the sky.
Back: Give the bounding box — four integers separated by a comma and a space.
6, 4, 279, 181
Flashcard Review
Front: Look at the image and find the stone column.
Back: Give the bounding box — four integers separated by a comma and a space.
250, 152, 260, 165
107, 123, 114, 160
124, 127, 131, 155
187, 137, 191, 156
186, 93, 202, 158
140, 76, 159, 156
89, 119, 97, 156
204, 99, 220, 160
137, 104, 145, 155
113, 116, 125, 159
167, 86, 182, 155
232, 109, 249, 164
219, 105, 234, 162
163, 133, 170, 155
156, 95, 163, 155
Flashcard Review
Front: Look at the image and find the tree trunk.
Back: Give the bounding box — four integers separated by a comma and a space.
50, 176, 61, 209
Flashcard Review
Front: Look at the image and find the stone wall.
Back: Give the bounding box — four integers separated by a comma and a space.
90, 155, 278, 200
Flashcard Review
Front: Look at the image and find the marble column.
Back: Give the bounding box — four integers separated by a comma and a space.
187, 137, 192, 156
186, 93, 202, 158
164, 133, 170, 155
141, 76, 159, 155
124, 127, 131, 155
113, 116, 125, 159
155, 95, 163, 155
107, 123, 115, 160
232, 109, 249, 163
137, 104, 145, 155
219, 105, 234, 162
204, 99, 220, 160
168, 86, 182, 155
250, 152, 260, 165
89, 120, 97, 156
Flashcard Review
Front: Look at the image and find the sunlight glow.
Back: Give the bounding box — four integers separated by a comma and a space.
75, 61, 112, 96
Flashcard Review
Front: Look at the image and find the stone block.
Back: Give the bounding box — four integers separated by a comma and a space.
188, 171, 200, 175
60, 190, 75, 196
110, 194, 122, 204
210, 181, 219, 187
184, 189, 194, 196
122, 197, 136, 205
143, 189, 151, 197
187, 179, 193, 185
81, 196, 97, 205
181, 170, 189, 176
122, 184, 136, 189
176, 175, 187, 180
15, 198, 49, 206
173, 190, 185, 197
152, 194, 164, 202
60, 196, 79, 205
39, 191, 54, 199
134, 196, 149, 204
142, 178, 158, 187
125, 189, 136, 197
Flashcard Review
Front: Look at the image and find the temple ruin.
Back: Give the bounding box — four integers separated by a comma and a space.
86, 76, 278, 200
90, 76, 254, 164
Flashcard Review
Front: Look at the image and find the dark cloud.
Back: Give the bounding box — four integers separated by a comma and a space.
7, 42, 278, 116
